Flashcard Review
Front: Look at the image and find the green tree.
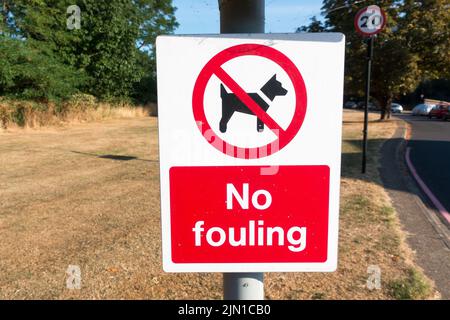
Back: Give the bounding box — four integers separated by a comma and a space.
400, 0, 450, 79
301, 1, 449, 120
132, 50, 157, 104
296, 16, 325, 33
0, 36, 86, 101
1, 0, 178, 101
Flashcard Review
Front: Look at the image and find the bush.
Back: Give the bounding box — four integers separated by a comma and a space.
12, 105, 26, 127
0, 99, 53, 128
0, 37, 87, 101
67, 93, 98, 112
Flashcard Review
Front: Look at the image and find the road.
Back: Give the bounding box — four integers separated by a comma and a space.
379, 112, 450, 299
398, 113, 450, 224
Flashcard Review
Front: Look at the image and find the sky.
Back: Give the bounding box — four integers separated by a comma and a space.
172, 0, 324, 34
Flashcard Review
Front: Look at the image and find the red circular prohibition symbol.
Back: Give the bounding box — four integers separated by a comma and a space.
354, 6, 387, 37
192, 43, 307, 159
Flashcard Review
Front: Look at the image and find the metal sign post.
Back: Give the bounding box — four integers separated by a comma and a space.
354, 5, 386, 174
156, 0, 344, 302
362, 36, 374, 174
219, 0, 265, 300
223, 273, 264, 300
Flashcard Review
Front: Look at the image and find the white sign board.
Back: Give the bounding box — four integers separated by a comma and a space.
156, 33, 345, 272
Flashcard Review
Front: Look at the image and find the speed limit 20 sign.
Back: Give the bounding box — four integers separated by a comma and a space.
354, 5, 386, 36
156, 33, 345, 272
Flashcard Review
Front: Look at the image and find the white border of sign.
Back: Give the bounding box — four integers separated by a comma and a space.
156, 33, 345, 272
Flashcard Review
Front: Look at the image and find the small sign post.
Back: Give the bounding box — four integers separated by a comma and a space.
354, 5, 386, 174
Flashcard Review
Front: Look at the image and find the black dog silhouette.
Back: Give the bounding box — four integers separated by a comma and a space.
219, 74, 288, 133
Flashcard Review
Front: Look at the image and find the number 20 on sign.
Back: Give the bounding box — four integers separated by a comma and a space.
156, 33, 346, 272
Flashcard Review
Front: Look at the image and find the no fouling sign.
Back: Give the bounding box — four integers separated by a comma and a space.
157, 33, 345, 272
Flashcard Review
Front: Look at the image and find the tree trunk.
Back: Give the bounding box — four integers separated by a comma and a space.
386, 96, 392, 120
380, 95, 393, 121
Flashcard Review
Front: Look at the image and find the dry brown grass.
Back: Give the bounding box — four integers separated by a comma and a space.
0, 110, 436, 299
0, 97, 155, 130
62, 103, 152, 123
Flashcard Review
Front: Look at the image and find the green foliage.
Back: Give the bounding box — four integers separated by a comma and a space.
73, 1, 144, 99
0, 0, 178, 102
401, 0, 450, 79
321, 1, 420, 106
296, 16, 325, 33
0, 36, 86, 101
11, 105, 26, 127
302, 1, 449, 118
68, 93, 97, 111
388, 268, 431, 300
135, 0, 178, 50
132, 50, 158, 104
0, 98, 49, 128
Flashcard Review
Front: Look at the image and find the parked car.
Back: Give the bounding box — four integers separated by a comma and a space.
428, 105, 448, 119
442, 108, 450, 121
344, 101, 357, 109
391, 103, 403, 114
368, 103, 380, 111
412, 104, 434, 116
356, 101, 378, 110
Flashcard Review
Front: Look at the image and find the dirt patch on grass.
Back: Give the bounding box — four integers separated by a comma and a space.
0, 111, 436, 299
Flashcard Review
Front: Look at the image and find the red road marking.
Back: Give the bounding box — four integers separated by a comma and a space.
406, 147, 450, 224
214, 67, 285, 135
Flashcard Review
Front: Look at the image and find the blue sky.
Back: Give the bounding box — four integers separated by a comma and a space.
172, 0, 324, 34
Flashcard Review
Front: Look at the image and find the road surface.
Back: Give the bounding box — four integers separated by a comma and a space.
380, 112, 450, 298
400, 113, 450, 224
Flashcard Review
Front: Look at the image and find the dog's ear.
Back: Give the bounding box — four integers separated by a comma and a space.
261, 74, 278, 101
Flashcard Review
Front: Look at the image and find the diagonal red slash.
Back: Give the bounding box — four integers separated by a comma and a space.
214, 67, 285, 136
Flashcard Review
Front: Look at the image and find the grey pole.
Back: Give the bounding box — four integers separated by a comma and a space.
218, 0, 265, 300
361, 36, 374, 174
219, 0, 265, 34
223, 273, 264, 300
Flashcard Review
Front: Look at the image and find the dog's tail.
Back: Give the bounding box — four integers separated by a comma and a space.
220, 84, 227, 98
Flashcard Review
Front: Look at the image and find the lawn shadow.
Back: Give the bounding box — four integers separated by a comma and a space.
98, 155, 137, 161
341, 138, 396, 179
71, 151, 158, 163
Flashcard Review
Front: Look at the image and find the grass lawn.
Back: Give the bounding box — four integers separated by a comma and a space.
0, 110, 435, 299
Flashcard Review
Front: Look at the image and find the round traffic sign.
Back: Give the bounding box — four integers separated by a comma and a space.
192, 44, 307, 159
354, 5, 386, 36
